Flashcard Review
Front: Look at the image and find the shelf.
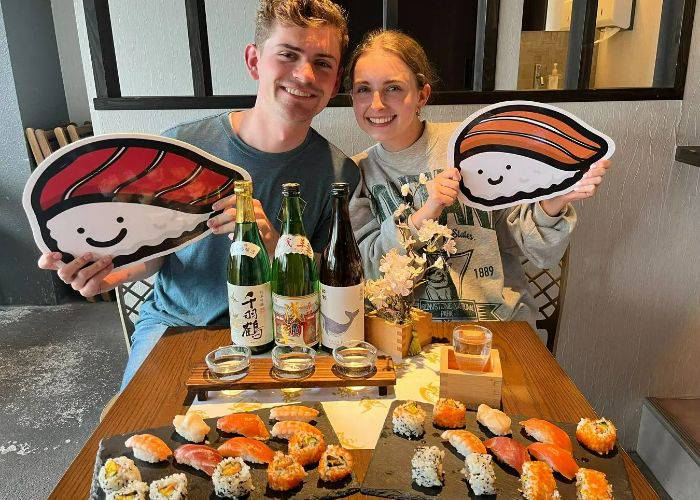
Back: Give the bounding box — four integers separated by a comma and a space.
675, 146, 700, 167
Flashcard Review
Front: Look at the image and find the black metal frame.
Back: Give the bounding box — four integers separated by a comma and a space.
85, 0, 697, 110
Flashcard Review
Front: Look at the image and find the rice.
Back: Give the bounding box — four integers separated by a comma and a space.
462, 453, 496, 495
105, 480, 148, 499
576, 468, 613, 499
149, 473, 188, 499
411, 446, 444, 488
98, 456, 141, 492
520, 461, 561, 500
392, 401, 426, 438
212, 457, 254, 498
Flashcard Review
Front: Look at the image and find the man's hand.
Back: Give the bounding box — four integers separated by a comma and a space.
210, 195, 280, 255
410, 168, 461, 229
38, 252, 114, 298
540, 159, 612, 216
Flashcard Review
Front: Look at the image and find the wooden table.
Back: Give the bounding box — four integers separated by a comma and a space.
49, 322, 658, 499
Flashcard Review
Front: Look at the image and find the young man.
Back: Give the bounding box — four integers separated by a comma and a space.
38, 0, 359, 388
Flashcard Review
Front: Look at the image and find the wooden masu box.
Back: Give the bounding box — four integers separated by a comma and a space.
364, 308, 433, 360
439, 346, 503, 410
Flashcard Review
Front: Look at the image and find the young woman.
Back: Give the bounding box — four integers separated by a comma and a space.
347, 30, 611, 324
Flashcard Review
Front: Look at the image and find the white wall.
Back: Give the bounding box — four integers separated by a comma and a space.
71, 1, 700, 449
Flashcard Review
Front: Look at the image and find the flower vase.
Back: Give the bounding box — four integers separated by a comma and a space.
365, 307, 433, 360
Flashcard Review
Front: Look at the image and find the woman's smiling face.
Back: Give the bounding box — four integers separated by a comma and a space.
351, 49, 429, 151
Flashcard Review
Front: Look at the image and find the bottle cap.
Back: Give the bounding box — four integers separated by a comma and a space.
282, 182, 300, 196
330, 182, 349, 196
234, 180, 253, 195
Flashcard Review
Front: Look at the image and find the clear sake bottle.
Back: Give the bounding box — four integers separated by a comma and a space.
227, 180, 273, 354
271, 183, 319, 347
319, 182, 365, 351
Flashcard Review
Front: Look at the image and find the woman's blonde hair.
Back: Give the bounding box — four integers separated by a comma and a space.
255, 0, 349, 58
345, 29, 438, 93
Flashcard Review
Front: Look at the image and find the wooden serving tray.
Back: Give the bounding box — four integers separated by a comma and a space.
186, 355, 396, 401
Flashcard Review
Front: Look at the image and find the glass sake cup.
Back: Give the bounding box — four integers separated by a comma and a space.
271, 345, 316, 379
452, 324, 493, 372
205, 345, 251, 378
332, 341, 377, 378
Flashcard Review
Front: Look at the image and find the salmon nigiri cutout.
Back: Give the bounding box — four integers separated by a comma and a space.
448, 101, 615, 211
23, 134, 250, 269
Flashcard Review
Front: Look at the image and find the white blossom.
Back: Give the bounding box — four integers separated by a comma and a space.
419, 172, 428, 185
400, 183, 411, 197
432, 256, 445, 270
393, 203, 409, 218
443, 239, 457, 255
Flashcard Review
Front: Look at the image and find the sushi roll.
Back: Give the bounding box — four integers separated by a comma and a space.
520, 418, 573, 453
124, 434, 172, 463
484, 436, 530, 474
269, 405, 319, 422
318, 445, 353, 483
148, 473, 188, 500
172, 413, 210, 443
393, 401, 426, 438
433, 398, 466, 428
105, 480, 148, 500
461, 453, 496, 496
520, 461, 561, 500
288, 431, 326, 466
218, 436, 275, 464
267, 451, 307, 491
217, 412, 270, 440
575, 468, 613, 499
411, 446, 445, 488
527, 442, 579, 480
212, 457, 255, 498
173, 444, 223, 476
441, 430, 487, 457
477, 404, 512, 435
576, 418, 617, 455
98, 456, 141, 493
270, 420, 322, 441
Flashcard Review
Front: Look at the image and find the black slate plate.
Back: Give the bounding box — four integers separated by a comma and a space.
90, 403, 359, 499
361, 400, 632, 499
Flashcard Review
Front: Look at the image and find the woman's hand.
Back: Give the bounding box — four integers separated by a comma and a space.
210, 195, 280, 255
38, 252, 115, 298
540, 159, 612, 216
410, 168, 461, 229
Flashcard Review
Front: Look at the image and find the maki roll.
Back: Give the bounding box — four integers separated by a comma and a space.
212, 457, 255, 498
411, 446, 444, 488
149, 473, 188, 500
267, 451, 307, 491
318, 445, 353, 483
105, 480, 148, 500
461, 453, 496, 496
393, 401, 426, 438
576, 417, 617, 455
576, 468, 613, 499
98, 456, 141, 493
433, 398, 466, 428
288, 431, 326, 466
520, 461, 561, 500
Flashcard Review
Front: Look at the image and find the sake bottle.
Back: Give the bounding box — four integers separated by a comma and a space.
271, 183, 319, 347
227, 180, 273, 354
319, 182, 365, 351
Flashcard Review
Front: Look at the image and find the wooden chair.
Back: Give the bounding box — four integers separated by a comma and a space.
115, 278, 156, 354
521, 247, 570, 354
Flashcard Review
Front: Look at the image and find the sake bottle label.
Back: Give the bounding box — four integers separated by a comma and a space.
272, 292, 319, 347
320, 283, 365, 350
230, 241, 260, 259
274, 234, 314, 259
228, 282, 273, 347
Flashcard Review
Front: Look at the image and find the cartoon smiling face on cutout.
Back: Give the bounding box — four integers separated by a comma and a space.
23, 134, 249, 269
449, 101, 615, 211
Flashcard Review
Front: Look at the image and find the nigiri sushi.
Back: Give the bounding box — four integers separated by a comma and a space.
212, 457, 255, 498
576, 417, 617, 455
269, 405, 319, 422
124, 433, 172, 463
576, 468, 613, 499
527, 442, 579, 480
520, 461, 561, 500
172, 413, 210, 443
519, 418, 573, 453
440, 430, 487, 457
267, 451, 307, 491
318, 445, 353, 483
477, 403, 511, 435
392, 400, 426, 438
270, 420, 322, 441
432, 398, 466, 428
461, 453, 496, 496
218, 437, 275, 464
98, 456, 141, 493
483, 436, 530, 474
149, 473, 187, 500
173, 444, 223, 476
216, 412, 270, 440
288, 431, 326, 466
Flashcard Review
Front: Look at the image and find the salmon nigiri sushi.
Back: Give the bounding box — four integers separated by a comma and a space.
216, 412, 270, 440
269, 405, 319, 423
441, 430, 487, 457
267, 451, 307, 491
433, 398, 466, 428
483, 437, 530, 474
519, 418, 573, 453
174, 444, 223, 476
527, 442, 579, 480
270, 420, 322, 441
124, 433, 172, 463
218, 437, 275, 464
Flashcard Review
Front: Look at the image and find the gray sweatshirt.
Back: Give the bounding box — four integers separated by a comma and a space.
350, 121, 576, 324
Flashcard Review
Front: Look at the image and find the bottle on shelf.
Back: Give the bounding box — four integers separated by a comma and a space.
227, 180, 274, 354
271, 183, 319, 347
319, 182, 365, 351
547, 62, 560, 90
